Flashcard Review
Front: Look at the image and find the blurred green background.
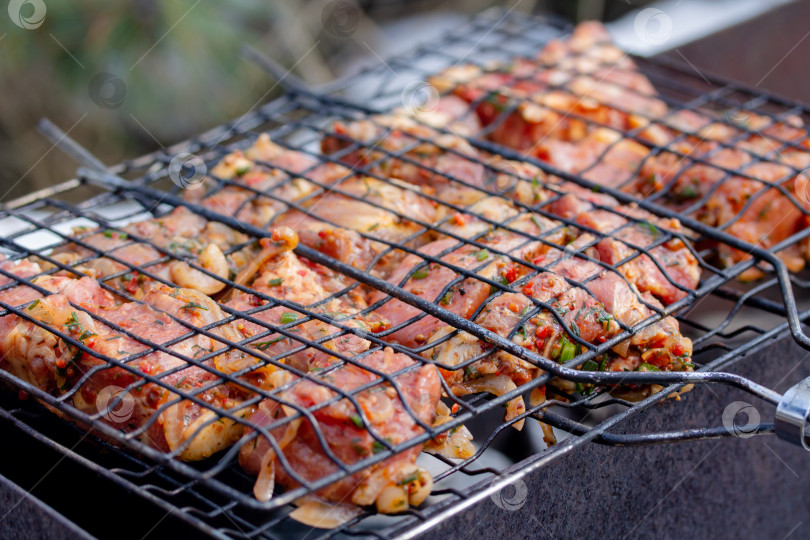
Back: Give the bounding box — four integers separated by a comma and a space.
0, 0, 648, 202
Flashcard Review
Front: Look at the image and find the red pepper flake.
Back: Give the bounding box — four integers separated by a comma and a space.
125, 272, 139, 294
55, 358, 67, 369
140, 362, 154, 375
522, 282, 534, 296
505, 265, 517, 283
452, 213, 468, 226
297, 269, 308, 277
597, 336, 607, 343
672, 343, 685, 356
536, 326, 551, 338
535, 338, 546, 351
533, 255, 545, 265
271, 229, 282, 242
451, 403, 460, 414
318, 230, 328, 239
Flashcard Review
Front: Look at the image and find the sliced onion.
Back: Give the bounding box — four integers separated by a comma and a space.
251, 405, 301, 502
289, 498, 363, 529
161, 398, 188, 455
455, 373, 515, 397
254, 449, 276, 502
222, 228, 298, 299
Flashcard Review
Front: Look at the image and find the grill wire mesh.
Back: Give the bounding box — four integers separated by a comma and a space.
1, 9, 810, 539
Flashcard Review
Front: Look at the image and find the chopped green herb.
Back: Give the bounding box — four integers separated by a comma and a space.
192, 344, 213, 358
103, 229, 114, 238
639, 221, 660, 238
398, 472, 420, 486
519, 305, 533, 318
27, 299, 40, 311
639, 362, 659, 371
581, 360, 599, 371
235, 163, 251, 176
280, 312, 298, 324
65, 312, 82, 333
367, 223, 380, 232
597, 311, 613, 332
557, 336, 578, 363
78, 331, 96, 342
412, 268, 429, 280
251, 336, 286, 350
673, 185, 698, 201
476, 248, 490, 261
267, 278, 283, 287
350, 415, 364, 429
464, 365, 480, 380
485, 93, 508, 112
181, 301, 209, 311
372, 441, 386, 454
439, 291, 453, 305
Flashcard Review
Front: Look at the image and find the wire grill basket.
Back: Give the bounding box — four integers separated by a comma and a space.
1, 9, 810, 539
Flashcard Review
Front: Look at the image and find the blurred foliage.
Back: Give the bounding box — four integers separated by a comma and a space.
0, 0, 340, 200
0, 0, 631, 201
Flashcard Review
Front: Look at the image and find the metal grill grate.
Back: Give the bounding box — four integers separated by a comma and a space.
1, 9, 810, 539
